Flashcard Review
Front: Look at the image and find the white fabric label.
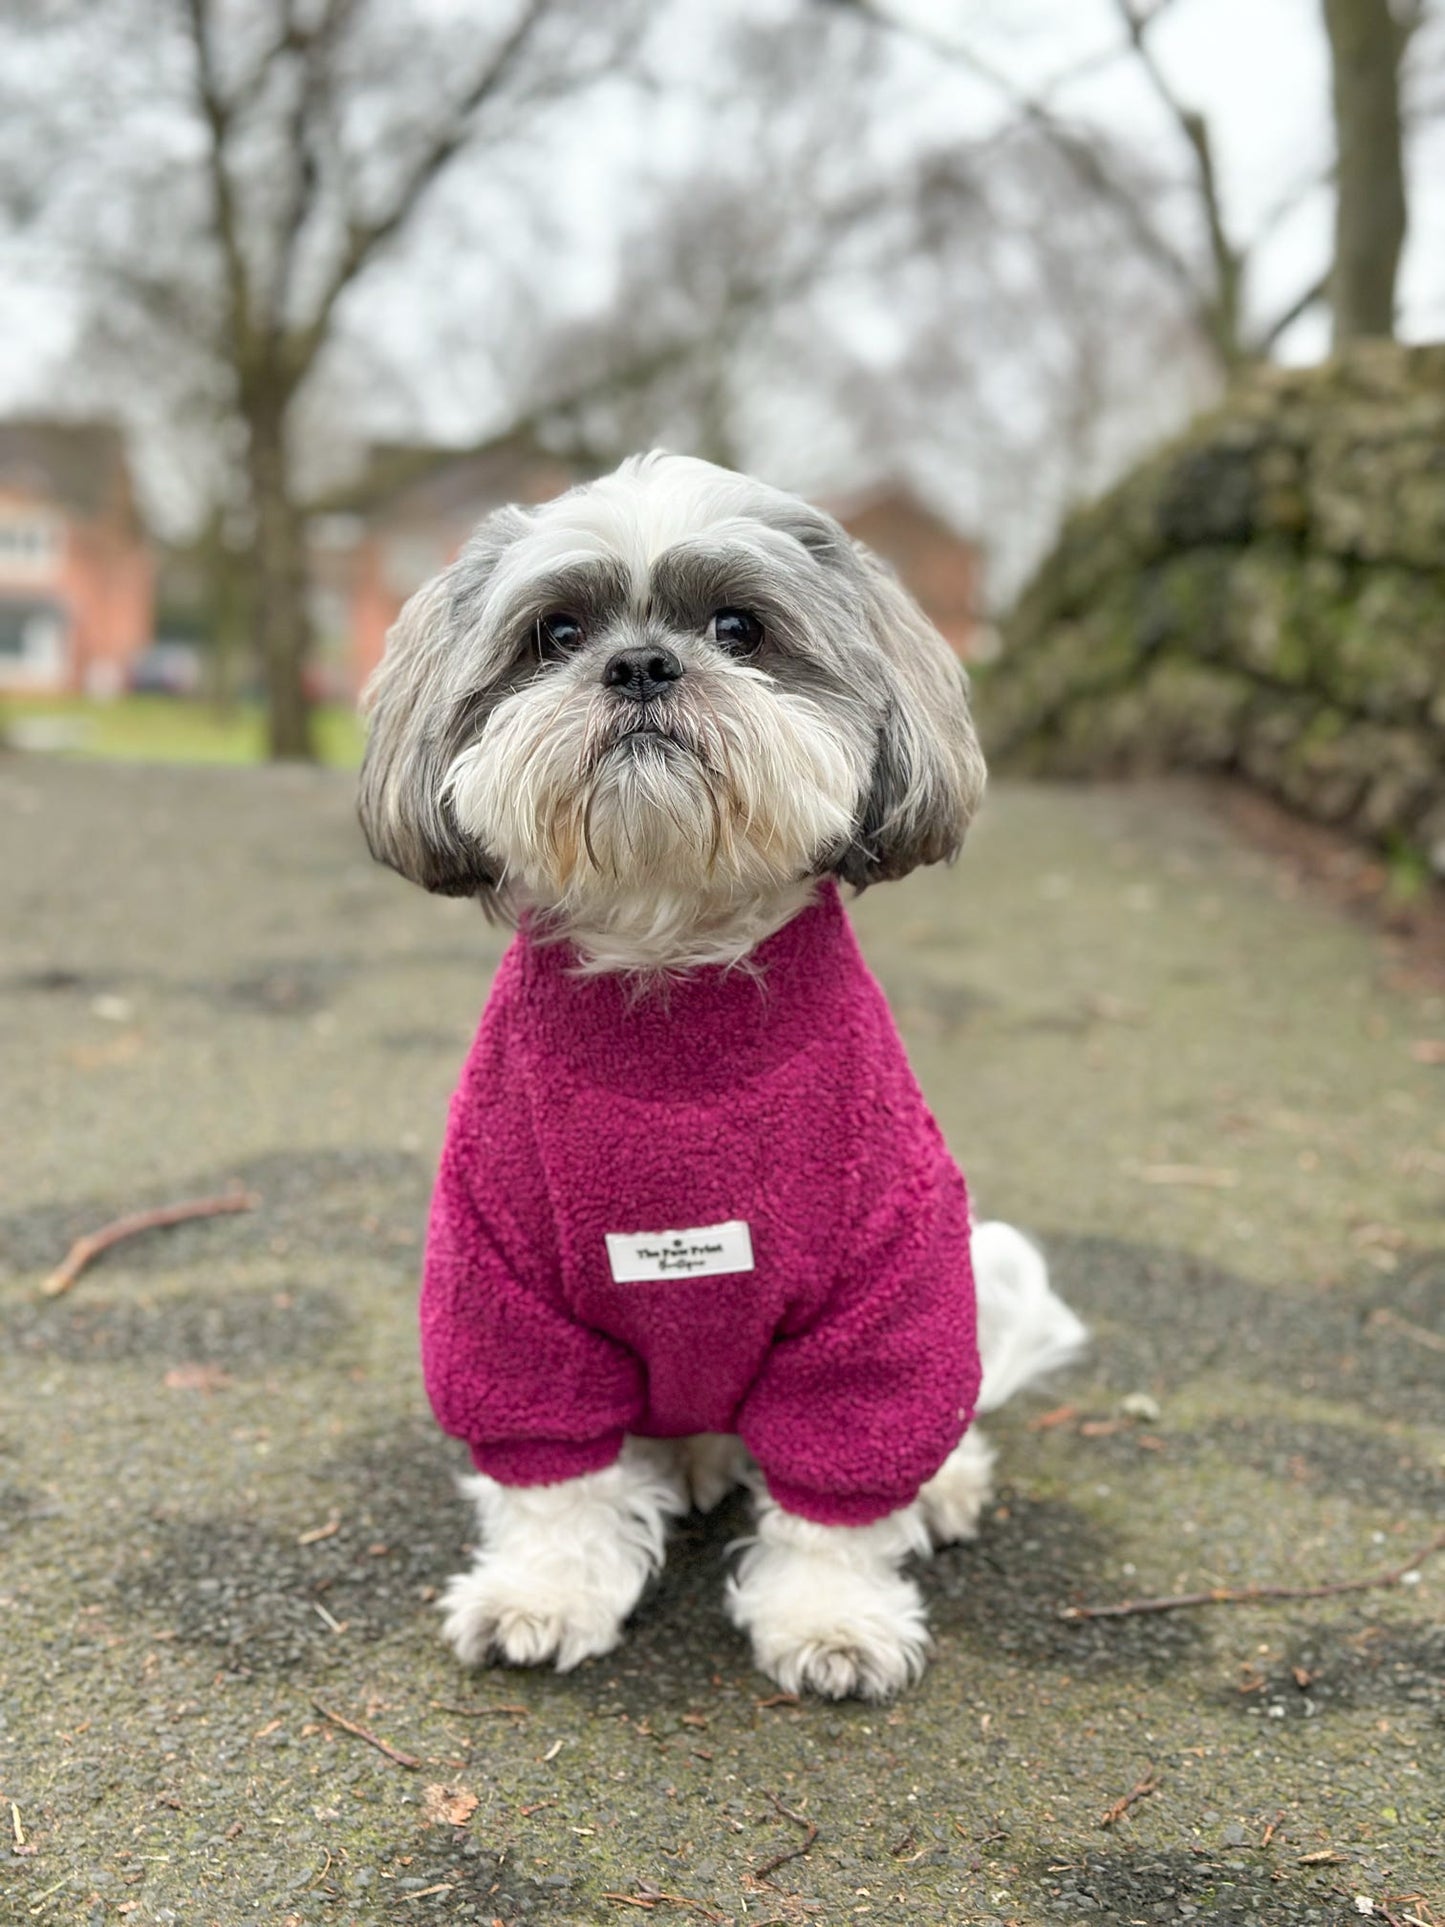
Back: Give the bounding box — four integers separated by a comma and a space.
605, 1219, 754, 1283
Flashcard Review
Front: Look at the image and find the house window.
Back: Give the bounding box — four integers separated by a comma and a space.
0, 516, 63, 575
0, 597, 68, 686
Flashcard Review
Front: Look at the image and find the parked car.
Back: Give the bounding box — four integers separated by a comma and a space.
127, 642, 203, 696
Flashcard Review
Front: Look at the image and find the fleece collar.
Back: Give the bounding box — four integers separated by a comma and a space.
514, 880, 861, 1098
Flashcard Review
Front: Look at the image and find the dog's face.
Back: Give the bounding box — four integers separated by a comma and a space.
359, 453, 985, 967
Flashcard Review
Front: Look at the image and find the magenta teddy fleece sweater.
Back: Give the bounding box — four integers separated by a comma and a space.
419, 881, 980, 1527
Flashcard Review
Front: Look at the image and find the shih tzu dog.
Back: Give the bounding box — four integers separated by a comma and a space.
358, 451, 1085, 1701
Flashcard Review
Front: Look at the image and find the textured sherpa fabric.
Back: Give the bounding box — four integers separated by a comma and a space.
420, 881, 980, 1526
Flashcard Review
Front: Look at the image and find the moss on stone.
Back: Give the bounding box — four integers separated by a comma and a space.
983, 341, 1445, 872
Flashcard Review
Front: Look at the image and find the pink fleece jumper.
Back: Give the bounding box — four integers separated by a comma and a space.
419, 880, 980, 1527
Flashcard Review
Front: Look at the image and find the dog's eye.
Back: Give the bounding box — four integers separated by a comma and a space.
709, 608, 763, 655
538, 611, 585, 653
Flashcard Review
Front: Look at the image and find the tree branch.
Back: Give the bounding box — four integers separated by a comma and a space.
270, 0, 360, 334
1111, 0, 1242, 363
182, 0, 255, 369
832, 0, 1223, 364
312, 152, 970, 504
1249, 159, 1336, 249
1251, 268, 1331, 354
286, 0, 553, 385
226, 12, 298, 118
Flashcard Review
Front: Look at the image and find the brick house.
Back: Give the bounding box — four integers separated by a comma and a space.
0, 420, 155, 696
338, 441, 981, 697
341, 435, 573, 696
825, 485, 983, 658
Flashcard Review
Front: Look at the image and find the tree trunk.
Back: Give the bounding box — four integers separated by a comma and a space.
243, 387, 316, 761
198, 506, 250, 719
1323, 0, 1407, 344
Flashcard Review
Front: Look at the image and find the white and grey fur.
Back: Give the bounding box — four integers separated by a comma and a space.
359, 451, 1085, 1699
360, 451, 983, 972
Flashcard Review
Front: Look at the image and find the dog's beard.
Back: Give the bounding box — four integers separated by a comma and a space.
444, 663, 861, 971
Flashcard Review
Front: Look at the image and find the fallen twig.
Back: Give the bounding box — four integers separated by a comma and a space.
26, 1872, 73, 1913
431, 1701, 529, 1718
754, 1791, 819, 1883
1379, 1894, 1434, 1927
41, 1190, 259, 1297
1100, 1771, 1159, 1829
602, 1889, 725, 1921
1368, 1307, 1445, 1354
1027, 1403, 1081, 1431
309, 1698, 420, 1770
1059, 1531, 1445, 1621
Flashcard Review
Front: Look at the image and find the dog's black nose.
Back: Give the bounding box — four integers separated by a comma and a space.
603, 646, 684, 702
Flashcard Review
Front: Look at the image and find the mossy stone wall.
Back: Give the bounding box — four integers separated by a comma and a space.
982, 342, 1445, 873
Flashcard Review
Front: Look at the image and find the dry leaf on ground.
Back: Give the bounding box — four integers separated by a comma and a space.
423, 1785, 479, 1828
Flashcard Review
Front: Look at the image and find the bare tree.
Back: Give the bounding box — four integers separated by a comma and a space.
18, 0, 1424, 684
835, 0, 1432, 369
6, 0, 637, 757
506, 12, 1214, 596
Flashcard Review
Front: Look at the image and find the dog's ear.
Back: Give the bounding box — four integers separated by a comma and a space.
357, 508, 526, 898
835, 544, 986, 889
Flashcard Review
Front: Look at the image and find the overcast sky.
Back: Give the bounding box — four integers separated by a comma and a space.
2, 0, 1441, 564
885, 0, 1444, 352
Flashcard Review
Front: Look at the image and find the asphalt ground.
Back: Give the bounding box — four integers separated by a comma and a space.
1, 756, 1441, 1927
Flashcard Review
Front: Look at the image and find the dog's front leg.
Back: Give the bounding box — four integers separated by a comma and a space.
441, 1441, 686, 1672
726, 1495, 933, 1701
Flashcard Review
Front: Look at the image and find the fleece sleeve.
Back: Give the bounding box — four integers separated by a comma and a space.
419, 1012, 645, 1487
736, 1147, 980, 1527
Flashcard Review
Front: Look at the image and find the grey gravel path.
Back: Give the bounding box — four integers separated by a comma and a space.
1, 757, 1441, 1927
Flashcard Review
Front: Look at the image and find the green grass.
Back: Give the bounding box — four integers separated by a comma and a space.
0, 695, 364, 768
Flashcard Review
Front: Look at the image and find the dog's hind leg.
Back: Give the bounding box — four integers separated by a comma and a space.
918, 1426, 996, 1546
922, 1224, 1084, 1547
971, 1221, 1087, 1412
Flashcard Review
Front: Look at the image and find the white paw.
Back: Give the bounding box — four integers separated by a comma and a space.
726, 1508, 932, 1701
919, 1428, 995, 1546
441, 1447, 687, 1674
730, 1559, 931, 1700
764, 1617, 930, 1701
440, 1562, 624, 1672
